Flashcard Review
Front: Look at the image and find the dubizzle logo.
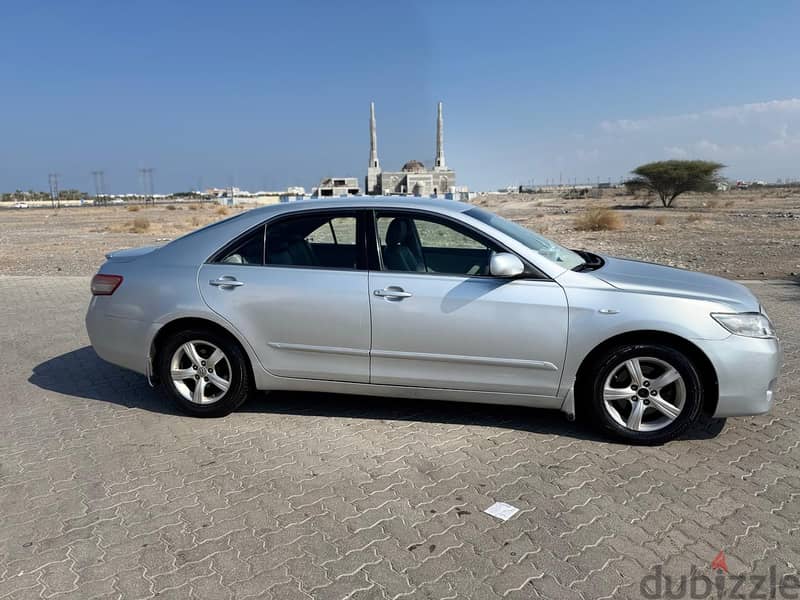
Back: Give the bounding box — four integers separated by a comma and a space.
711, 550, 728, 574
640, 550, 800, 599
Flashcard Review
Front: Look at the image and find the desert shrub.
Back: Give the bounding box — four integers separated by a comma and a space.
705, 199, 718, 209
215, 206, 229, 216
686, 214, 702, 223
190, 216, 201, 227
724, 200, 735, 207
127, 205, 140, 212
131, 217, 150, 232
654, 215, 666, 226
166, 204, 176, 211
574, 208, 623, 231
189, 204, 198, 211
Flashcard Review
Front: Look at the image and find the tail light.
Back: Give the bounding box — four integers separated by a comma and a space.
91, 274, 123, 296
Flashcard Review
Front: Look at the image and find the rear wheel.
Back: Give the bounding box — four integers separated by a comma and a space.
158, 328, 251, 417
584, 343, 703, 444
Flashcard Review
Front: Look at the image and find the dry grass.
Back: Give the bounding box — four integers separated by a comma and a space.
190, 216, 202, 227
654, 215, 667, 226
127, 205, 140, 212
189, 204, 198, 211
725, 200, 735, 208
705, 199, 719, 209
215, 206, 229, 216
574, 208, 623, 231
131, 216, 150, 233
687, 213, 703, 223
166, 204, 177, 211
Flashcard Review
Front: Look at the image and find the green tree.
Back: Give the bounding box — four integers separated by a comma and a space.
625, 160, 724, 207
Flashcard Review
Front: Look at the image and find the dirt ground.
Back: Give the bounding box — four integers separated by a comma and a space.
1, 189, 798, 279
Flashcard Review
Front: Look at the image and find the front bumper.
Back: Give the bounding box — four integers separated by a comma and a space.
695, 334, 783, 417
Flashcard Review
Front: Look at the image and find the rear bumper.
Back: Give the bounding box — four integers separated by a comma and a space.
86, 298, 150, 375
695, 334, 783, 417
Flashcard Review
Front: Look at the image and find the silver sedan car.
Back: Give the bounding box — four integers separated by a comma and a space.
86, 197, 781, 443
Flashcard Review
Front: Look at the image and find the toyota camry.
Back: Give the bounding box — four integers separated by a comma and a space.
86, 198, 781, 443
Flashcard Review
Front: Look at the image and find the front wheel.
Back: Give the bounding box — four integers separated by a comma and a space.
584, 343, 703, 444
158, 328, 251, 417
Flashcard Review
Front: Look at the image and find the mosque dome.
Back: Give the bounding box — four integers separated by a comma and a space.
401, 160, 426, 173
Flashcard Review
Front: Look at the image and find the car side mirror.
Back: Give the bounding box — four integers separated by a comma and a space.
490, 252, 524, 278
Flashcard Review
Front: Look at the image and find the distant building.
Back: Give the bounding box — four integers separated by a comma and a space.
365, 102, 457, 196
312, 177, 361, 198
280, 193, 306, 203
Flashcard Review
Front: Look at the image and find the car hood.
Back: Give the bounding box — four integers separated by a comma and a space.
591, 255, 760, 311
105, 245, 161, 262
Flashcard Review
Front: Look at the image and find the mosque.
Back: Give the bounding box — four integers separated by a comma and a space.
364, 102, 457, 196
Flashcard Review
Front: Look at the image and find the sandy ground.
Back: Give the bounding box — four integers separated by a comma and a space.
1, 189, 798, 279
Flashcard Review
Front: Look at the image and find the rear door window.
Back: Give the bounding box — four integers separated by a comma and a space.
266, 212, 363, 269
215, 226, 265, 265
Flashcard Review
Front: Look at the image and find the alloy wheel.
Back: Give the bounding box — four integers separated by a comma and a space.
169, 340, 232, 405
602, 356, 686, 432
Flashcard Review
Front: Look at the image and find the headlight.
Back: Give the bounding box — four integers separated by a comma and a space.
711, 312, 776, 338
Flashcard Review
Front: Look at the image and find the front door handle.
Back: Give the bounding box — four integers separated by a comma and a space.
374, 287, 412, 299
209, 277, 244, 288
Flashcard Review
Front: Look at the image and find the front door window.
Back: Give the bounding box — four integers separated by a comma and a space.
376, 213, 497, 276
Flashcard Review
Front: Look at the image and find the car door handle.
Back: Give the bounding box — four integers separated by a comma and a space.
374, 287, 412, 299
209, 278, 245, 288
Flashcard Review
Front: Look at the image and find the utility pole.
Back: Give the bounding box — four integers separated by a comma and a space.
91, 170, 106, 205
48, 173, 60, 209
138, 168, 154, 205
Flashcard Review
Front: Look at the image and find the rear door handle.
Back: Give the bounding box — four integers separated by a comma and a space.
209, 278, 244, 288
374, 287, 412, 299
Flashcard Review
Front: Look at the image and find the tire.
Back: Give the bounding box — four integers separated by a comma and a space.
157, 328, 251, 417
583, 343, 703, 444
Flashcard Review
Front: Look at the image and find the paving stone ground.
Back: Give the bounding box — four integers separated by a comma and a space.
1, 275, 797, 600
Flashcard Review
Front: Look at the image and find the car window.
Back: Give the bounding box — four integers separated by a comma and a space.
307, 217, 357, 245
415, 220, 485, 249
266, 213, 361, 269
376, 213, 496, 276
216, 226, 264, 265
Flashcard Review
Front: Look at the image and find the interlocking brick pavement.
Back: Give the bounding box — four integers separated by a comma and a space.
0, 275, 797, 599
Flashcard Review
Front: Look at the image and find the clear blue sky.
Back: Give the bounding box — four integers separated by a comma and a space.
2, 0, 799, 193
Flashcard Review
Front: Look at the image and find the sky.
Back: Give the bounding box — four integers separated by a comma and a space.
1, 0, 799, 194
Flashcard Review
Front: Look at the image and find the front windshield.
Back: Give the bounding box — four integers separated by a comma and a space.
465, 207, 585, 270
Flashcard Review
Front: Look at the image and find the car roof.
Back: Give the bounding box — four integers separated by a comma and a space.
243, 196, 473, 219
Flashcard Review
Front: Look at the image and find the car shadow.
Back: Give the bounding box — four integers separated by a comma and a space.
29, 346, 182, 415
30, 346, 726, 444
